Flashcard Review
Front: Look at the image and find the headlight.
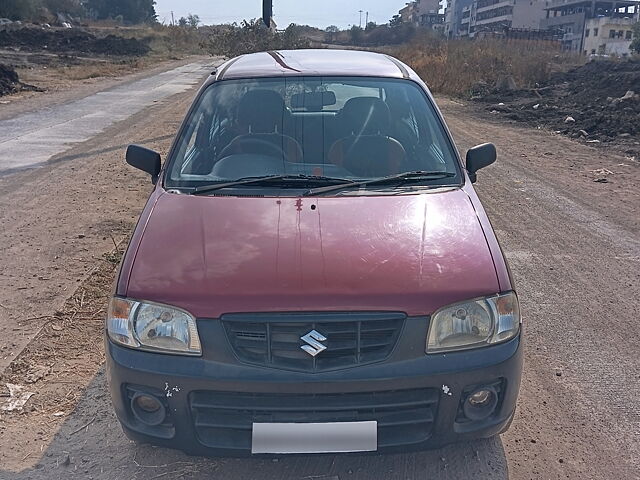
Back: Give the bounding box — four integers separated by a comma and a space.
426, 292, 520, 353
106, 297, 201, 355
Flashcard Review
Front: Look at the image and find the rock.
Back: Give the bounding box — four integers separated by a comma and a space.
61, 454, 70, 466
77, 234, 85, 238
532, 104, 540, 109
620, 90, 635, 101
594, 178, 609, 183
618, 133, 631, 138
564, 116, 576, 123
579, 130, 589, 137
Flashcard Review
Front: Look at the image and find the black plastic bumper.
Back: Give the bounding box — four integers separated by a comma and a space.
106, 324, 522, 457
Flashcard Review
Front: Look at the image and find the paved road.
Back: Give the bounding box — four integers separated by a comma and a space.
0, 76, 638, 479
0, 61, 212, 174
0, 60, 215, 376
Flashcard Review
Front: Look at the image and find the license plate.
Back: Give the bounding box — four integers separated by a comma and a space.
251, 421, 377, 454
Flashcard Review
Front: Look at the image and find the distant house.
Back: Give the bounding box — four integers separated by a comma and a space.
540, 0, 639, 52
398, 0, 446, 30
447, 0, 549, 38
583, 16, 637, 56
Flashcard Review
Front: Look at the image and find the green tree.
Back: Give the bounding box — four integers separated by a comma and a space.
85, 0, 157, 24
389, 15, 403, 28
203, 19, 310, 58
0, 0, 42, 21
365, 21, 377, 32
349, 25, 363, 45
178, 16, 188, 27
44, 0, 85, 16
187, 14, 200, 28
630, 22, 640, 54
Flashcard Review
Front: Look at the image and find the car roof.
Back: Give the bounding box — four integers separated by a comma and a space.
211, 49, 419, 83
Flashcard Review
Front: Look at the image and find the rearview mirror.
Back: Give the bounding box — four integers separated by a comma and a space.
290, 91, 337, 111
466, 143, 496, 183
126, 145, 161, 183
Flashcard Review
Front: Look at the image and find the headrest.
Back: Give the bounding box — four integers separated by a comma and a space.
238, 90, 286, 133
340, 97, 390, 135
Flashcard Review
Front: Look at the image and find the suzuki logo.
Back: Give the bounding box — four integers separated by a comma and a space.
300, 330, 327, 357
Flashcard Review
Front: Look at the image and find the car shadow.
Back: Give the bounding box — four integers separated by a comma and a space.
2, 369, 509, 480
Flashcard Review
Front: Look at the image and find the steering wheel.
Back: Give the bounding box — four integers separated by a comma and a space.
218, 135, 289, 162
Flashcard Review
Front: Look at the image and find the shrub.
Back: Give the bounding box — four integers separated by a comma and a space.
202, 19, 310, 58
392, 35, 580, 97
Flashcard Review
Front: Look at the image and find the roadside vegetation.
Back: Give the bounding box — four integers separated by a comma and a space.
202, 19, 310, 58
392, 34, 581, 97
0, 0, 156, 24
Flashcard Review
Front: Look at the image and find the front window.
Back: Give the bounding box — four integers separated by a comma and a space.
166, 76, 461, 194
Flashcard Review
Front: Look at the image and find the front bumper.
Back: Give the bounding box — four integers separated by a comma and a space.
106, 318, 522, 457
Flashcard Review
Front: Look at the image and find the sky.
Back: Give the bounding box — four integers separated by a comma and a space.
154, 0, 409, 29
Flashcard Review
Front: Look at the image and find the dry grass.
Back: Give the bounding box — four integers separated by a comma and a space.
57, 58, 147, 80
392, 36, 583, 97
85, 23, 208, 57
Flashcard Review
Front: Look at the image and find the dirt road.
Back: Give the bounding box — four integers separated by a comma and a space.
0, 72, 638, 479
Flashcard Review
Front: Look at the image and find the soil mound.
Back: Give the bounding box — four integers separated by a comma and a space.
0, 63, 40, 97
0, 27, 150, 56
474, 59, 640, 155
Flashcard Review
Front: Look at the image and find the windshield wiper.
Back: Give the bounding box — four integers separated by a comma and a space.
304, 171, 457, 196
192, 174, 354, 195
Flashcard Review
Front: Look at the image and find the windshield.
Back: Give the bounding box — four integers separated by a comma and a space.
166, 76, 461, 192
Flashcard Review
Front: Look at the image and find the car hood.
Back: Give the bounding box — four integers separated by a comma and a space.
126, 189, 500, 318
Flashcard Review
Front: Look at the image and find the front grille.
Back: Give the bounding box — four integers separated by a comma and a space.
222, 312, 406, 372
190, 388, 439, 451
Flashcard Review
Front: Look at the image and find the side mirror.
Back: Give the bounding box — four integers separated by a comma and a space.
466, 143, 496, 183
126, 145, 161, 184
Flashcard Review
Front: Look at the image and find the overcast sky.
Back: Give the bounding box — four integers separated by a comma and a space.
154, 0, 409, 29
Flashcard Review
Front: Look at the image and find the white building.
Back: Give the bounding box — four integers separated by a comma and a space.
583, 16, 637, 55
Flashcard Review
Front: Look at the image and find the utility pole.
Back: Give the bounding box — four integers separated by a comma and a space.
366, 11, 369, 26
170, 11, 174, 26
358, 10, 363, 28
263, 0, 273, 28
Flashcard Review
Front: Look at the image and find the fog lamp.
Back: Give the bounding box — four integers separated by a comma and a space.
463, 386, 498, 421
131, 393, 166, 426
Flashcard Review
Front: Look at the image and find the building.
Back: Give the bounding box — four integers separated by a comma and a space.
583, 15, 638, 55
399, 2, 417, 23
445, 0, 474, 37
399, 0, 446, 29
540, 0, 640, 52
451, 0, 549, 37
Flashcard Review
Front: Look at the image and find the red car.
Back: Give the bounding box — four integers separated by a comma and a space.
106, 49, 522, 456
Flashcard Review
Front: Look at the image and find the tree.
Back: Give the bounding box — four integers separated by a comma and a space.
365, 21, 377, 32
187, 14, 200, 28
0, 0, 42, 21
349, 25, 363, 45
85, 0, 157, 24
44, 0, 85, 16
203, 19, 310, 58
631, 22, 640, 54
389, 15, 403, 28
178, 16, 188, 27
325, 25, 339, 33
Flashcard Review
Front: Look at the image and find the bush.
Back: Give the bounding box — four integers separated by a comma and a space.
392, 35, 580, 97
202, 19, 310, 58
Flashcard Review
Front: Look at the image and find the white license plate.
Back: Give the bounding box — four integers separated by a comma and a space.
251, 421, 377, 454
